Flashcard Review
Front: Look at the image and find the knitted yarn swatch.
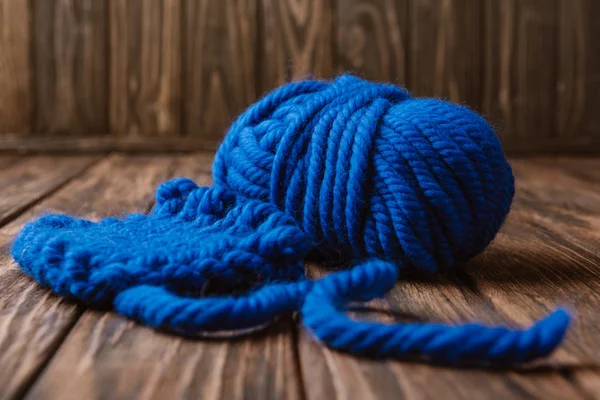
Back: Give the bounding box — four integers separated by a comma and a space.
12, 75, 570, 365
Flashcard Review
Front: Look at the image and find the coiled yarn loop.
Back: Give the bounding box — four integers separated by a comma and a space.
12, 75, 569, 365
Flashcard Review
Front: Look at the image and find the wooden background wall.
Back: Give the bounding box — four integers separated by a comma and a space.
0, 0, 598, 154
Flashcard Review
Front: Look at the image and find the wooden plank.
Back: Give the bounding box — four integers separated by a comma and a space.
26, 316, 301, 399
25, 153, 303, 400
453, 158, 600, 397
520, 158, 600, 396
0, 156, 21, 169
0, 155, 180, 399
183, 0, 257, 142
32, 0, 108, 135
408, 0, 483, 107
462, 158, 600, 364
0, 0, 31, 134
482, 0, 559, 148
258, 0, 334, 90
0, 156, 98, 226
335, 0, 408, 83
556, 0, 600, 141
0, 135, 220, 154
298, 157, 600, 398
299, 262, 584, 399
109, 0, 182, 137
5, 135, 600, 156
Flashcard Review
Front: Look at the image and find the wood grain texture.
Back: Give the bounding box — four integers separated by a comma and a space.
482, 0, 559, 148
0, 156, 19, 169
461, 159, 600, 371
26, 154, 303, 400
336, 0, 408, 83
409, 0, 483, 107
32, 0, 108, 135
556, 0, 600, 141
109, 0, 182, 137
297, 158, 600, 399
0, 0, 31, 134
0, 155, 181, 399
258, 0, 334, 91
183, 0, 257, 141
0, 156, 98, 226
3, 156, 600, 397
452, 158, 600, 396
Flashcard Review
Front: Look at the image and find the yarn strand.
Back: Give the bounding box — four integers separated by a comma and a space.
302, 260, 570, 364
115, 280, 311, 333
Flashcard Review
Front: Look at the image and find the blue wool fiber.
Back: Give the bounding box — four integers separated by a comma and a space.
12, 75, 570, 365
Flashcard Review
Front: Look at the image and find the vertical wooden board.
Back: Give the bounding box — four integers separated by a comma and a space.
0, 0, 31, 134
25, 154, 303, 400
299, 263, 584, 399
183, 0, 257, 142
556, 0, 600, 141
33, 0, 108, 135
109, 0, 182, 137
336, 0, 408, 84
408, 0, 483, 107
0, 155, 180, 399
482, 0, 559, 148
258, 0, 334, 91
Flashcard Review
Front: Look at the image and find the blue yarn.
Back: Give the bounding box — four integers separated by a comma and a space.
12, 75, 570, 365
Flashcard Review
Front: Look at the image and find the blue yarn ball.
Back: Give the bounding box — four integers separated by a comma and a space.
13, 75, 569, 365
213, 75, 514, 273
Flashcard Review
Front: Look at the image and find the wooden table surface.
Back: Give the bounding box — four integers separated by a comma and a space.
1, 154, 600, 399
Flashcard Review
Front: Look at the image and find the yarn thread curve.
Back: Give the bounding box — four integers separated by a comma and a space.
12, 75, 570, 365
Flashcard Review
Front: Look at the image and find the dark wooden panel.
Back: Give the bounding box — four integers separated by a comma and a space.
0, 0, 31, 134
109, 0, 182, 137
556, 0, 600, 141
25, 154, 303, 400
0, 155, 177, 399
183, 0, 257, 141
32, 0, 108, 135
258, 0, 334, 91
483, 0, 559, 148
336, 0, 408, 83
409, 0, 483, 107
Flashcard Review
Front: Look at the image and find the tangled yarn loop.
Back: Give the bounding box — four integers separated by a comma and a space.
12, 75, 570, 365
